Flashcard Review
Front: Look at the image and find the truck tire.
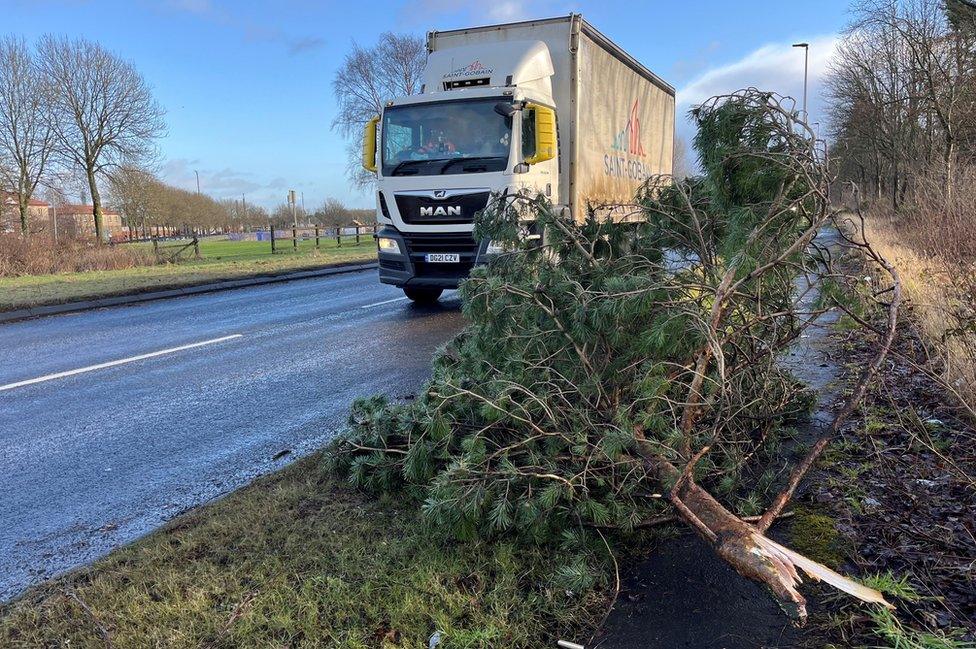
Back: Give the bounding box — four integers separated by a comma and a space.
403, 287, 443, 304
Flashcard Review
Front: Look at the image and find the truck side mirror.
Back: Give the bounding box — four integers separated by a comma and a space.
362, 116, 379, 173
524, 104, 556, 165
494, 102, 518, 117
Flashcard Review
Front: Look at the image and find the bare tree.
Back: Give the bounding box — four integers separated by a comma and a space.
331, 32, 425, 188
827, 0, 976, 208
672, 133, 695, 179
0, 37, 54, 236
108, 165, 160, 235
314, 197, 349, 227
271, 202, 295, 227
38, 35, 165, 242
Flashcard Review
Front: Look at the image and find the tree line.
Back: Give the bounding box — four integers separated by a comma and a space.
826, 0, 976, 209
111, 166, 373, 235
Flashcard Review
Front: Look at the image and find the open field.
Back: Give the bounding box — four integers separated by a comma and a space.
0, 237, 377, 311
0, 454, 604, 648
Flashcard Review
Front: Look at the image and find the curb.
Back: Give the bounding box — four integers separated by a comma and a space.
0, 262, 379, 324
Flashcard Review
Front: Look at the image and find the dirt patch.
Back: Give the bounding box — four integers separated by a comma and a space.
800, 312, 976, 644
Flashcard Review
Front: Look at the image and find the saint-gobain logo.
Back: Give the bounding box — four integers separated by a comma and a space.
443, 60, 493, 79
420, 205, 462, 217
610, 99, 646, 157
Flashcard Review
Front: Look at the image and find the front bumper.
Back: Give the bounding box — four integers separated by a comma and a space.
376, 227, 485, 289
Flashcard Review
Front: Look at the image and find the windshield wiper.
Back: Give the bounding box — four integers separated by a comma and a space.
388, 158, 451, 176
439, 156, 505, 174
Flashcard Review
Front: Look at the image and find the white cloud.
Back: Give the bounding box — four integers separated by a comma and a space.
161, 159, 285, 199
163, 0, 325, 57
677, 34, 839, 123
165, 0, 216, 17
397, 0, 570, 27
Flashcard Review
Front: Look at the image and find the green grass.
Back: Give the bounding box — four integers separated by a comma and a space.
0, 453, 605, 648
0, 237, 377, 311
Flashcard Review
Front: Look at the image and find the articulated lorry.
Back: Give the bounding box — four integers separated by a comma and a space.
362, 14, 675, 303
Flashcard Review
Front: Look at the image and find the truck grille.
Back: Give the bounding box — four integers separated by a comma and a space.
395, 191, 490, 225
403, 232, 479, 278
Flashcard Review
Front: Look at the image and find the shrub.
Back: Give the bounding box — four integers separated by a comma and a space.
0, 235, 156, 277
863, 165, 976, 415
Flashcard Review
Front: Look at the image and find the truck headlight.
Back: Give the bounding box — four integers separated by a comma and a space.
377, 237, 401, 254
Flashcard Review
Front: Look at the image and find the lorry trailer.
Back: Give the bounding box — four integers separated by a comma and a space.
362, 14, 676, 303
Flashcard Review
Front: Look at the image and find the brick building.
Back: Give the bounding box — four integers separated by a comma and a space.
1, 193, 51, 233
55, 204, 124, 240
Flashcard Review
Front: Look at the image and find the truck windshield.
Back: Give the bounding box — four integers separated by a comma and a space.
381, 98, 511, 176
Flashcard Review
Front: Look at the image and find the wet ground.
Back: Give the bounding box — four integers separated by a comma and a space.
802, 319, 976, 641
0, 270, 465, 602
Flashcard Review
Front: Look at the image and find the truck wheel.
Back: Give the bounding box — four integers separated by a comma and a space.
403, 287, 443, 304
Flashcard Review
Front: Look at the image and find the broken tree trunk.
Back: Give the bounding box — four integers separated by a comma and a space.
637, 446, 893, 623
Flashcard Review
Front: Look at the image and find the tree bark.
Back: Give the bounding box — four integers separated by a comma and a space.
18, 195, 28, 237
636, 447, 811, 619
945, 139, 955, 205
87, 167, 103, 243
635, 444, 893, 624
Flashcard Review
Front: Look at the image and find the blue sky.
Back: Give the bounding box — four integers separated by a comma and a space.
7, 0, 853, 208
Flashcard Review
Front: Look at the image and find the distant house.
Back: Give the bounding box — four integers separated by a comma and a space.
56, 204, 124, 240
1, 192, 51, 233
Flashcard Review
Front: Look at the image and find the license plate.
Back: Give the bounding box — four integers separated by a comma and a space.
425, 253, 460, 263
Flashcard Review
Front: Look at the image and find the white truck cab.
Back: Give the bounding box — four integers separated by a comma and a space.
362, 15, 675, 303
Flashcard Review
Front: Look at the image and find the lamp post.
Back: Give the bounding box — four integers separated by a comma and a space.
792, 42, 809, 122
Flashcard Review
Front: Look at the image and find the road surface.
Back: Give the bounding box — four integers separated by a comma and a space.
0, 270, 465, 602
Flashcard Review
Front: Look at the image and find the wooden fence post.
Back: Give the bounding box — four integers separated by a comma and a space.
292, 227, 298, 251
152, 237, 158, 256
193, 235, 200, 259
336, 226, 342, 247
355, 225, 361, 245
315, 226, 320, 249
270, 225, 276, 254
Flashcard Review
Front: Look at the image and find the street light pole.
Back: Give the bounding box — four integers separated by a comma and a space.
792, 42, 809, 122
194, 170, 201, 194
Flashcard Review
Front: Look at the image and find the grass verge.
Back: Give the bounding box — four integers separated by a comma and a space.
0, 453, 605, 648
0, 238, 376, 312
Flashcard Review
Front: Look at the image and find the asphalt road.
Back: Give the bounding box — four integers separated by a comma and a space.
0, 270, 465, 602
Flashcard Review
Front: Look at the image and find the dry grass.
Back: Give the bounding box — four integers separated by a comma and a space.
0, 235, 156, 277
862, 169, 976, 415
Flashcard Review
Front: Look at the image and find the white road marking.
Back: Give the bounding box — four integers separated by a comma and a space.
360, 296, 409, 309
0, 334, 244, 392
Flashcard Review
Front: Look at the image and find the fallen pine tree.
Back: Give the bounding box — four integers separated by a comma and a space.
326, 89, 901, 624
